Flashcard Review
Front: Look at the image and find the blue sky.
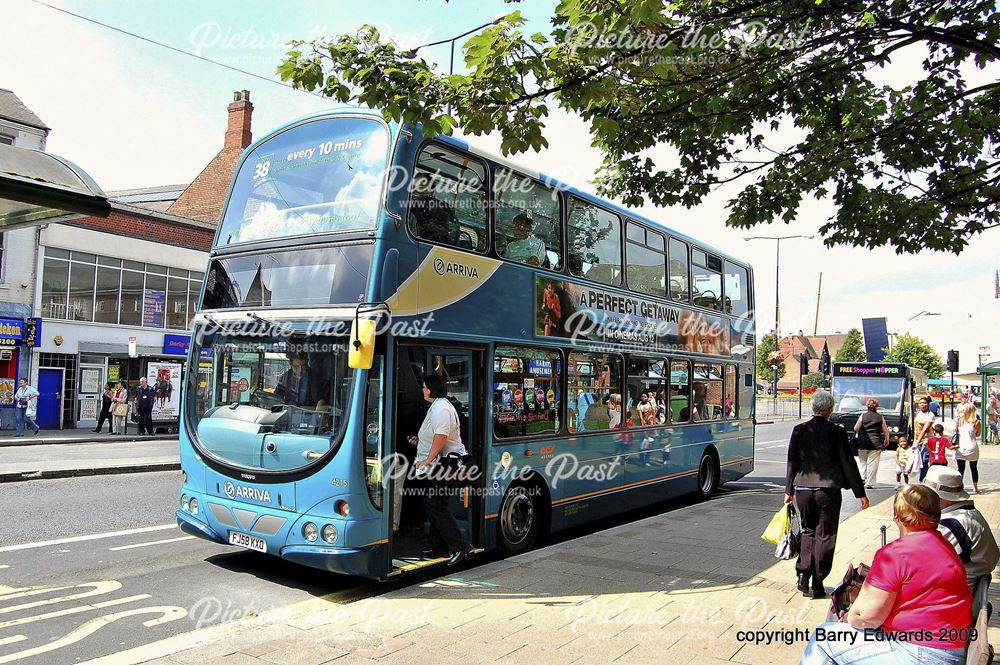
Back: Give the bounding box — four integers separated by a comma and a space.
3, 0, 999, 368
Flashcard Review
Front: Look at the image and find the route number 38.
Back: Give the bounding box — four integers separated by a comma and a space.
252, 161, 271, 180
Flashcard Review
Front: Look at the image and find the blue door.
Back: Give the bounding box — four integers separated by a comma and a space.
37, 369, 62, 430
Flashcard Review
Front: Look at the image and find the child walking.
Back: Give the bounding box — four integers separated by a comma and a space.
894, 437, 911, 489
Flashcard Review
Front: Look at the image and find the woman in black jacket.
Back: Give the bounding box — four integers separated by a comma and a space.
93, 382, 115, 434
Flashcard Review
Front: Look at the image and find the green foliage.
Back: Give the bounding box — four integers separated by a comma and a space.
835, 328, 868, 362
882, 333, 946, 378
278, 1, 1000, 253
802, 372, 831, 389
756, 333, 787, 382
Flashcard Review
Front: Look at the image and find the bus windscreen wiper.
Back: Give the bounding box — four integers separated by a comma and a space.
246, 311, 295, 335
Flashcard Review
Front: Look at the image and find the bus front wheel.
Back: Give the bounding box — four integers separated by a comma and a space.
697, 452, 720, 499
498, 484, 543, 555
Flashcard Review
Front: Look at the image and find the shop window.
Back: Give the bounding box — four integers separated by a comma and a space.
669, 238, 689, 303
95, 266, 121, 324
724, 261, 750, 317
493, 346, 561, 439
692, 249, 723, 311
166, 276, 188, 330
627, 357, 667, 427
143, 273, 166, 327
41, 257, 69, 319
120, 270, 143, 326
567, 199, 621, 286
494, 170, 561, 270
693, 363, 724, 421
567, 352, 622, 433
409, 144, 487, 252
68, 261, 96, 321
626, 223, 666, 297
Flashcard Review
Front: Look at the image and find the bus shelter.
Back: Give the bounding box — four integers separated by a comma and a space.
0, 142, 110, 228
980, 361, 1000, 443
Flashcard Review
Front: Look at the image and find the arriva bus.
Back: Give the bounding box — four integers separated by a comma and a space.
176, 108, 756, 579
830, 362, 928, 449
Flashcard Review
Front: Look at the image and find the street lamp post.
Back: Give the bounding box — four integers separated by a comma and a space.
746, 234, 813, 407
401, 15, 508, 115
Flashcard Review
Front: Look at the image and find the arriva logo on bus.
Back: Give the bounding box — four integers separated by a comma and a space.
224, 481, 272, 503
433, 258, 480, 278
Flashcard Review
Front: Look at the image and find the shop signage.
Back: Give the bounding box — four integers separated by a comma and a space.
163, 334, 212, 358
24, 318, 41, 347
0, 318, 25, 347
163, 334, 191, 356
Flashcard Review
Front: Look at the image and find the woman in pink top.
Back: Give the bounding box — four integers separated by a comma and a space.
800, 485, 972, 665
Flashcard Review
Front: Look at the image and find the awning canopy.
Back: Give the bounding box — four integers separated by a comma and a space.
0, 142, 110, 229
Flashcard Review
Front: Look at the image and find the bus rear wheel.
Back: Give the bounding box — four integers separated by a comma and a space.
498, 484, 542, 555
697, 452, 719, 499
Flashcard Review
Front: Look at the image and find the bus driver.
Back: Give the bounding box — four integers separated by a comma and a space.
274, 352, 329, 411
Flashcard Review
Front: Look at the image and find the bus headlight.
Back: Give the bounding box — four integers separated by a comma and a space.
181, 495, 189, 511
892, 426, 899, 433
189, 498, 199, 515
302, 522, 319, 542
322, 524, 338, 544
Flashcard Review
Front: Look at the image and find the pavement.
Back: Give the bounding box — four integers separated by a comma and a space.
0, 438, 179, 482
0, 429, 176, 447
75, 446, 1000, 665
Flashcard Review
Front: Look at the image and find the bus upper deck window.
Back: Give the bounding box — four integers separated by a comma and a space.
692, 250, 722, 311
724, 261, 749, 317
566, 199, 621, 286
494, 170, 561, 270
410, 145, 487, 253
669, 238, 689, 303
626, 223, 666, 298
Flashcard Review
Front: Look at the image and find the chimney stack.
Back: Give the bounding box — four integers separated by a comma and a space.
225, 90, 253, 150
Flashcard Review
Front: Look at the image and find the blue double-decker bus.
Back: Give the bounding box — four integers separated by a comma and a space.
176, 108, 756, 579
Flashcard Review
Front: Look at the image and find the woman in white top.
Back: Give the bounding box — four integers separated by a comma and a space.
954, 402, 981, 494
409, 374, 473, 564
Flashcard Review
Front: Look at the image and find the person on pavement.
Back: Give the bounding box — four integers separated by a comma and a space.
135, 377, 155, 435
953, 402, 981, 494
853, 398, 889, 488
408, 373, 475, 565
785, 390, 869, 599
923, 465, 999, 592
914, 397, 935, 446
93, 382, 114, 434
800, 484, 972, 665
13, 378, 40, 436
112, 380, 129, 435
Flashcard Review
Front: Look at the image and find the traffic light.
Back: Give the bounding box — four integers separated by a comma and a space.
799, 354, 809, 375
947, 350, 959, 372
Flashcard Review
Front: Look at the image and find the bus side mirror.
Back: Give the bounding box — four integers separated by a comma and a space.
349, 318, 376, 370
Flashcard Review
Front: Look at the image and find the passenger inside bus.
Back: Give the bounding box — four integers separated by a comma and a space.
408, 172, 458, 245
500, 212, 548, 267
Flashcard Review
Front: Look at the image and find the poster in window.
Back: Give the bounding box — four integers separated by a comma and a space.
143, 289, 166, 327
80, 396, 99, 420
81, 368, 102, 393
0, 379, 13, 405
229, 367, 252, 404
147, 361, 182, 421
108, 365, 120, 383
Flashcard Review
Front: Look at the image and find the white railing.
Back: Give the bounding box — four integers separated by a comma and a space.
755, 396, 807, 422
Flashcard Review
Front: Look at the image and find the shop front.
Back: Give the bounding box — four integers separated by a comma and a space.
0, 317, 41, 430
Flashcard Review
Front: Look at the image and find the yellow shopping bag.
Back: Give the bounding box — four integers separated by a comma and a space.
761, 504, 792, 545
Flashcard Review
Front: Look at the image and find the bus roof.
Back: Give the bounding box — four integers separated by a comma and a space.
239, 106, 753, 271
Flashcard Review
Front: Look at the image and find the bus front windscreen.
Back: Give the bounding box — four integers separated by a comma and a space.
217, 117, 390, 246
832, 377, 904, 414
188, 332, 352, 471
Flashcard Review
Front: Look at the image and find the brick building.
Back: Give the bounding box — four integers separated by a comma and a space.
19, 91, 253, 429
776, 331, 849, 389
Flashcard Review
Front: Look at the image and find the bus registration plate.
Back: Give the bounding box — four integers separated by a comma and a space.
228, 531, 266, 553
